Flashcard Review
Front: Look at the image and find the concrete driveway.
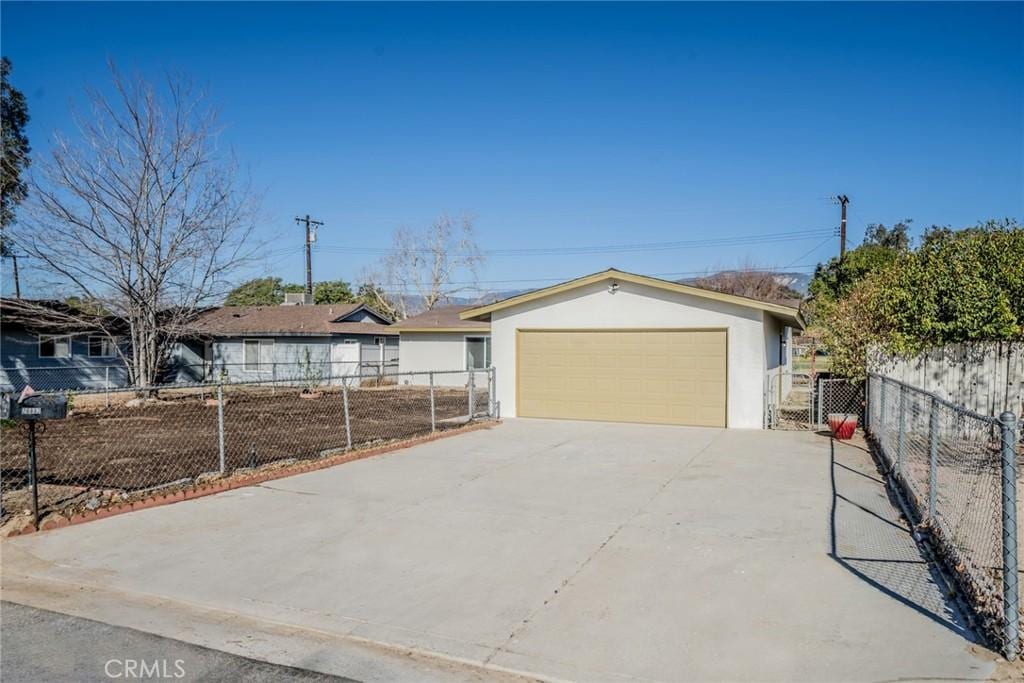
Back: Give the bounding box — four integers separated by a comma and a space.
1, 419, 998, 682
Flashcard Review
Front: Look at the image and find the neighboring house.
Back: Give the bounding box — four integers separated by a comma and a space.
392, 306, 491, 386
177, 302, 399, 384
0, 298, 130, 392
458, 268, 802, 429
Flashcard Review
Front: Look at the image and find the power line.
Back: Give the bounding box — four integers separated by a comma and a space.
782, 235, 837, 269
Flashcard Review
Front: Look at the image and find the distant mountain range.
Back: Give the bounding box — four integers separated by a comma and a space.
677, 270, 812, 295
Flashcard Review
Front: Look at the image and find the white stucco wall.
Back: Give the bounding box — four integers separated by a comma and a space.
763, 313, 794, 396
489, 279, 772, 429
397, 332, 488, 387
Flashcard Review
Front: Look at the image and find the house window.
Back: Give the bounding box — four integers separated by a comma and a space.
374, 336, 385, 346
88, 336, 118, 358
243, 339, 275, 372
38, 335, 72, 359
465, 336, 491, 370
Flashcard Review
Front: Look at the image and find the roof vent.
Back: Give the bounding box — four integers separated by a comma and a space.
282, 292, 314, 306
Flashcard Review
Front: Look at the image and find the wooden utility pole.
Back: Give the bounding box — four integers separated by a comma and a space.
11, 252, 20, 298
835, 195, 850, 259
294, 214, 324, 296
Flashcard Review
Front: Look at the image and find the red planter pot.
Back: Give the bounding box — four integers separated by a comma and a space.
828, 413, 858, 440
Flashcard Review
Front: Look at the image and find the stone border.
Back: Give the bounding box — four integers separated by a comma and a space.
3, 420, 498, 538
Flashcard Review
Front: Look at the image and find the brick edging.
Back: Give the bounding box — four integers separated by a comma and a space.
4, 420, 498, 538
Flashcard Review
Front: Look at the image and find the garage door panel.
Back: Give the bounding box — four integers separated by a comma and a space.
517, 330, 727, 428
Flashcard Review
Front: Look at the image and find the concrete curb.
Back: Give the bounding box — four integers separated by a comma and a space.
4, 420, 498, 539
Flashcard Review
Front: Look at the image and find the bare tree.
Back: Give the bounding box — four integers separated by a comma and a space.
362, 214, 484, 319
691, 262, 803, 303
8, 66, 258, 388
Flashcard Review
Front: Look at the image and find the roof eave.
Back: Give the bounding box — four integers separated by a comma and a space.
191, 330, 398, 338
459, 269, 804, 322
396, 327, 491, 333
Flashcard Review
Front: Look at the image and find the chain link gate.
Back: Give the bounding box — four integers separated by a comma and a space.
816, 377, 866, 429
765, 372, 814, 429
765, 374, 866, 431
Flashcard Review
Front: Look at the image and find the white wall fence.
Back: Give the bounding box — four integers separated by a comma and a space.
868, 342, 1024, 417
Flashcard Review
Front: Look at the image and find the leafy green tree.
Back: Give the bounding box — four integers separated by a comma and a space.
863, 222, 911, 250
312, 279, 355, 304
820, 219, 1023, 378
1, 57, 30, 231
877, 220, 1023, 355
808, 221, 912, 306
226, 277, 358, 306
225, 277, 288, 306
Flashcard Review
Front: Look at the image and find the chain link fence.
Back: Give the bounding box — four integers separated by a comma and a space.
1, 360, 401, 396
866, 373, 1021, 659
1, 368, 495, 528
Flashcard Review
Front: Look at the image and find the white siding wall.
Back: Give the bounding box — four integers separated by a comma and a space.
490, 279, 770, 429
210, 334, 398, 382
212, 337, 333, 382
398, 332, 481, 387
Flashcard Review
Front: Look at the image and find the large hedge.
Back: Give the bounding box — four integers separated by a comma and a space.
814, 219, 1023, 379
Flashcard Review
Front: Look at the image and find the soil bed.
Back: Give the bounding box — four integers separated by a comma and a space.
1, 385, 486, 518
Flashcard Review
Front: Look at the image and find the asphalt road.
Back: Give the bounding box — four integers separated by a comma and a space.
1, 601, 357, 682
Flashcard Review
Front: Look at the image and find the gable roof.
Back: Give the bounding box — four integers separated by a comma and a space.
391, 305, 490, 333
188, 303, 396, 337
460, 268, 805, 329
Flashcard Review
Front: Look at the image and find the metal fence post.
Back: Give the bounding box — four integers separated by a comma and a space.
864, 377, 870, 431
1000, 411, 1019, 659
429, 372, 436, 432
880, 377, 888, 437
105, 366, 111, 409
467, 371, 476, 422
217, 382, 226, 474
488, 367, 496, 418
26, 421, 39, 527
817, 377, 823, 428
271, 362, 277, 395
896, 386, 907, 478
928, 395, 939, 521
808, 375, 815, 430
342, 382, 352, 451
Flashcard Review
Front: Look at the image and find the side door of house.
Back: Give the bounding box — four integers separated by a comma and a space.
330, 339, 361, 385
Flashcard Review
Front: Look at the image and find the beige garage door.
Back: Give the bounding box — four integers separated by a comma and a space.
517, 329, 727, 427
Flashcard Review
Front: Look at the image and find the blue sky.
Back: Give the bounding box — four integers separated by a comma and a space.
2, 2, 1022, 296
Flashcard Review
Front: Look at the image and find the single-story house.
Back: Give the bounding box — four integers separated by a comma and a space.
176, 302, 399, 384
0, 298, 130, 392
458, 268, 803, 429
392, 306, 491, 386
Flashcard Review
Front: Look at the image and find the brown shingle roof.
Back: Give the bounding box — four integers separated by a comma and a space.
188, 304, 396, 337
391, 305, 490, 331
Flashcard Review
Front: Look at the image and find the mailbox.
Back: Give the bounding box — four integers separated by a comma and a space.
9, 393, 68, 421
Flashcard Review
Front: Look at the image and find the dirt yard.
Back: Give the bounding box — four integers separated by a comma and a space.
0, 385, 484, 513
